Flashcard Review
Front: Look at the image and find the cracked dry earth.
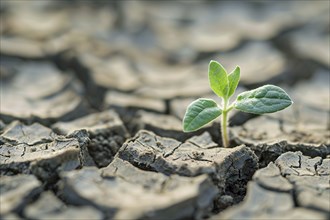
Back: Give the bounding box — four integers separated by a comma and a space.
0, 1, 329, 220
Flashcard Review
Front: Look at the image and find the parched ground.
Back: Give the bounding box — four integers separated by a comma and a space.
0, 1, 329, 220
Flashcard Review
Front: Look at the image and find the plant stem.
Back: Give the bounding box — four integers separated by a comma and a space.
221, 99, 229, 148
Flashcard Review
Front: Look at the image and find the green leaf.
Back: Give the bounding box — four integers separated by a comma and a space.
208, 60, 229, 98
183, 98, 222, 132
227, 66, 240, 98
234, 85, 293, 114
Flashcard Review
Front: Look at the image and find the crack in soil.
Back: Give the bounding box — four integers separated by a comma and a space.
163, 143, 182, 158
187, 154, 213, 163
314, 158, 323, 176
136, 139, 161, 153
21, 146, 26, 157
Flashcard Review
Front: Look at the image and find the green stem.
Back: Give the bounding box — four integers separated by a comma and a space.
227, 104, 235, 112
221, 99, 229, 148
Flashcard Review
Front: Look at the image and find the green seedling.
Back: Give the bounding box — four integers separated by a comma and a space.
183, 60, 293, 148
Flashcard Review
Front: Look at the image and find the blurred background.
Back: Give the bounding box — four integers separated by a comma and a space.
0, 0, 329, 132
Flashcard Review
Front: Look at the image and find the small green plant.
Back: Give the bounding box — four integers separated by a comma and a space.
183, 60, 293, 148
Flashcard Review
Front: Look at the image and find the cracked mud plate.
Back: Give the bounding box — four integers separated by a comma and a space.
0, 121, 90, 182
214, 151, 330, 220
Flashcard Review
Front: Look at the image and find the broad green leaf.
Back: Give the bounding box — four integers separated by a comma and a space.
234, 85, 293, 114
183, 98, 222, 132
208, 60, 229, 98
227, 66, 240, 98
